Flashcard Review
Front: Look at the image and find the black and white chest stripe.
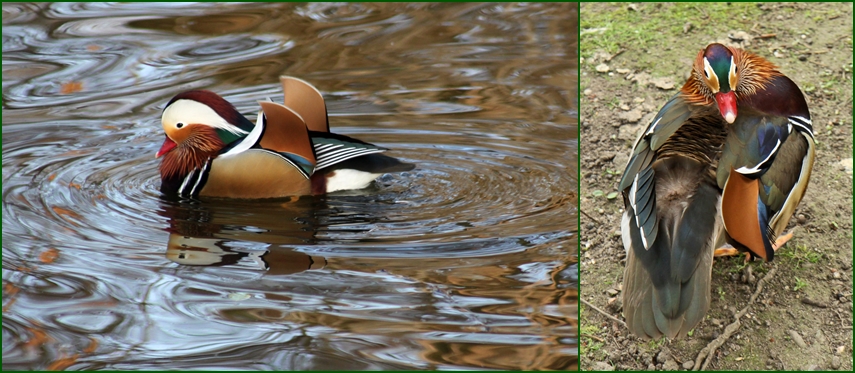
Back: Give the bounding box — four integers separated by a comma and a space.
177, 158, 213, 198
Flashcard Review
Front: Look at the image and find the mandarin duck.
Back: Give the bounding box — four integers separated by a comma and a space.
155, 76, 414, 199
619, 43, 815, 339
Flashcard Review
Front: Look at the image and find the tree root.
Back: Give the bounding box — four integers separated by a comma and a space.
692, 266, 777, 371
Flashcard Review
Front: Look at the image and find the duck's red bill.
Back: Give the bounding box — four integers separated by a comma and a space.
715, 91, 737, 124
156, 136, 177, 158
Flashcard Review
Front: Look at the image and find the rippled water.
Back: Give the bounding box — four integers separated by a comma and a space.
3, 3, 578, 370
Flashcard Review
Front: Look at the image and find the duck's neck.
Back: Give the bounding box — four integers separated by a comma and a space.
159, 125, 227, 185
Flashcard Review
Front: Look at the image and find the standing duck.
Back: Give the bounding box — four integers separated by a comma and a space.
155, 76, 414, 199
619, 43, 815, 339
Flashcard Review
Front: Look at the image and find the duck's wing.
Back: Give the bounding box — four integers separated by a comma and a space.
718, 112, 815, 261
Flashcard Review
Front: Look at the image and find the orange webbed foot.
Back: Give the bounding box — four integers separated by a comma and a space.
714, 230, 796, 262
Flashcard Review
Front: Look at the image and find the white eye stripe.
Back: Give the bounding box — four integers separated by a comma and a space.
162, 99, 247, 136
728, 55, 738, 89
702, 57, 719, 91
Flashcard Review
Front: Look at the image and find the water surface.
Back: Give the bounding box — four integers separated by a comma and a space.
2, 2, 578, 370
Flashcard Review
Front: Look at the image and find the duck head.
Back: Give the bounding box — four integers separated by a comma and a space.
683, 43, 780, 124
156, 90, 254, 180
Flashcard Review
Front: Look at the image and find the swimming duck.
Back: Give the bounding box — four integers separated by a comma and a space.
155, 76, 414, 199
619, 43, 815, 339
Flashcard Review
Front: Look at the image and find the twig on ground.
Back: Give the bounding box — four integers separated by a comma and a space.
606, 49, 625, 62
581, 297, 627, 328
693, 266, 777, 371
580, 209, 603, 225
582, 333, 604, 342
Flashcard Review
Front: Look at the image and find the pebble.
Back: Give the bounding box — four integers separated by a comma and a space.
682, 360, 694, 370
839, 158, 852, 175
647, 364, 656, 371
618, 108, 643, 123
797, 214, 807, 224
616, 68, 631, 74
789, 330, 807, 348
663, 359, 679, 371
606, 288, 619, 296
833, 271, 841, 279
831, 356, 841, 369
593, 362, 614, 371
583, 88, 593, 96
711, 318, 723, 327
596, 63, 610, 73
650, 77, 676, 90
815, 330, 827, 344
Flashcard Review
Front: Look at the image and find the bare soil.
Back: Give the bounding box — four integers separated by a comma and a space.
580, 2, 853, 371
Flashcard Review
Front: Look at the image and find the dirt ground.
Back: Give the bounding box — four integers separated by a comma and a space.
579, 2, 853, 371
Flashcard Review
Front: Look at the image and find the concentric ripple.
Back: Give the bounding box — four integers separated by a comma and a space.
3, 2, 577, 370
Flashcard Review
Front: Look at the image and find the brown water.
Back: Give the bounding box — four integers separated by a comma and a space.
2, 3, 578, 370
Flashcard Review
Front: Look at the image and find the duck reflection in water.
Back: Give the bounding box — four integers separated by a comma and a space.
158, 195, 327, 275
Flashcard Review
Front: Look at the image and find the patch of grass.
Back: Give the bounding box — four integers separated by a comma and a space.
778, 243, 822, 268
717, 286, 726, 301
647, 336, 667, 349
581, 2, 764, 75
793, 277, 808, 291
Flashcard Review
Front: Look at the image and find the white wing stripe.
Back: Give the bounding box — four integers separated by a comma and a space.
315, 148, 385, 170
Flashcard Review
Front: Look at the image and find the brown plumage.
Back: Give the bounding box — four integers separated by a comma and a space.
619, 43, 814, 339
155, 76, 414, 199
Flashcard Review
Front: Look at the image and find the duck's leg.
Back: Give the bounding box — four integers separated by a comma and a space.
713, 230, 795, 258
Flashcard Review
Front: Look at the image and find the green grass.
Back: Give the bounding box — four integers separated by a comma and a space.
778, 243, 822, 268
581, 2, 764, 75
793, 277, 808, 291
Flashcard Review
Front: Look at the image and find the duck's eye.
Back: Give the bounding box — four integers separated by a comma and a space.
734, 66, 738, 74
703, 70, 709, 79
176, 122, 184, 129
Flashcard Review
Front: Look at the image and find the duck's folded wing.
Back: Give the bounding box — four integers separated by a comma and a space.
310, 132, 388, 171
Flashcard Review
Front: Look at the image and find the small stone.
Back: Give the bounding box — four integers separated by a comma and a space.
682, 360, 694, 369
618, 123, 643, 141
839, 158, 852, 175
683, 22, 693, 33
647, 364, 656, 371
618, 108, 643, 123
836, 345, 846, 354
606, 288, 619, 296
596, 63, 610, 73
711, 318, 723, 327
789, 330, 807, 348
831, 356, 841, 369
797, 214, 807, 224
616, 68, 631, 74
583, 88, 593, 96
663, 359, 679, 371
619, 104, 630, 111
593, 362, 615, 371
816, 329, 827, 344
633, 97, 645, 103
651, 77, 676, 90
799, 55, 808, 61
833, 271, 841, 279
656, 347, 672, 364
